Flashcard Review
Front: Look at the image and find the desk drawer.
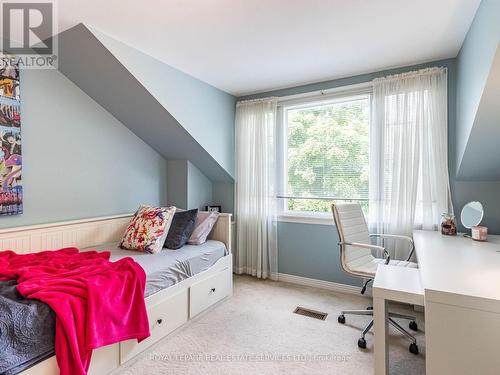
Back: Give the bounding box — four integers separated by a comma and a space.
120, 289, 188, 364
189, 267, 231, 318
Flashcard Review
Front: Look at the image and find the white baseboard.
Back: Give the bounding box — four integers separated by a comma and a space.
233, 267, 279, 281
277, 273, 371, 297
233, 269, 370, 297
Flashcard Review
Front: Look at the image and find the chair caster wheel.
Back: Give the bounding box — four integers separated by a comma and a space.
358, 337, 367, 349
409, 343, 419, 355
366, 306, 373, 310
409, 321, 418, 331
338, 315, 346, 324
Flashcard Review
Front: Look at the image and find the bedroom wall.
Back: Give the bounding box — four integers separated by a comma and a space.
0, 68, 168, 229
45, 24, 238, 223
241, 57, 500, 286
212, 182, 234, 215
90, 26, 236, 179
278, 222, 358, 286
451, 0, 500, 232
84, 25, 236, 214
455, 0, 500, 173
166, 160, 215, 211
187, 161, 213, 211
166, 160, 188, 209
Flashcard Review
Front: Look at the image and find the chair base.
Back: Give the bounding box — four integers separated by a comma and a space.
338, 307, 419, 354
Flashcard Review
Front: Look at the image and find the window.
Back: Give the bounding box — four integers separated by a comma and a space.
279, 93, 370, 217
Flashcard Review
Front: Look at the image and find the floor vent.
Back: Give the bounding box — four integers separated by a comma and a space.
293, 306, 328, 320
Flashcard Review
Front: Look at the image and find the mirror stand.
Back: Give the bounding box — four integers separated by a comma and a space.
460, 201, 484, 238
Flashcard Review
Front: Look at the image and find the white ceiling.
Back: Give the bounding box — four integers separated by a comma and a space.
54, 0, 480, 96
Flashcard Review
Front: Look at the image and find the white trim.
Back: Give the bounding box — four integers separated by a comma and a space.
0, 213, 233, 235
282, 92, 371, 112
277, 273, 370, 297
277, 81, 372, 106
278, 213, 334, 225
0, 213, 133, 234
0, 212, 232, 255
234, 267, 279, 281
236, 96, 278, 106
277, 83, 371, 218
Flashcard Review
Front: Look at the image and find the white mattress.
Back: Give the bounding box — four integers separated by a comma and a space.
83, 240, 227, 297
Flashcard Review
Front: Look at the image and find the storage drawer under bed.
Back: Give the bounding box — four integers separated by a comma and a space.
119, 288, 188, 364
189, 266, 232, 318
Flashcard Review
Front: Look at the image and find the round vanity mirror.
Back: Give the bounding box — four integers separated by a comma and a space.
460, 201, 484, 229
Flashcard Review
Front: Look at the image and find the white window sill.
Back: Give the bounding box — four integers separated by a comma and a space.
278, 212, 335, 226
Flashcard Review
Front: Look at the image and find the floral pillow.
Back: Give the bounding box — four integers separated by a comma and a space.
120, 205, 176, 254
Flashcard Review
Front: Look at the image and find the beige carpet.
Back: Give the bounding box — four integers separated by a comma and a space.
114, 275, 425, 375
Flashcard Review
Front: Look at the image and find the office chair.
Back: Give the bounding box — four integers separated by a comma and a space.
331, 202, 419, 354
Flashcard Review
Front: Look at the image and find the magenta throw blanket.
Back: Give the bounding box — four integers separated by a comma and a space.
0, 248, 150, 375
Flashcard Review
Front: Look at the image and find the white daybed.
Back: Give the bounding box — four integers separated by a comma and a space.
0, 212, 233, 375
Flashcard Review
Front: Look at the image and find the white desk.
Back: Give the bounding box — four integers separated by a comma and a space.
373, 265, 424, 375
413, 231, 500, 375
414, 230, 500, 309
374, 231, 500, 375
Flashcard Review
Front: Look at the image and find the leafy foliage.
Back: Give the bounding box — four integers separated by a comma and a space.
286, 98, 369, 213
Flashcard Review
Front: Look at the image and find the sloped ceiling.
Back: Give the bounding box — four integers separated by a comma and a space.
89, 26, 235, 178
455, 0, 500, 181
457, 44, 500, 180
47, 0, 480, 96
56, 24, 234, 183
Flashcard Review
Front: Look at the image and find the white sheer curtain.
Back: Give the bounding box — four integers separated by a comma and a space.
235, 98, 278, 280
369, 67, 453, 260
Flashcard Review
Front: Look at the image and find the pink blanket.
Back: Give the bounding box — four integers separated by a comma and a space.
0, 248, 150, 375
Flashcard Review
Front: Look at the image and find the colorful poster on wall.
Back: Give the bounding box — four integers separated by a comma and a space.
0, 59, 22, 215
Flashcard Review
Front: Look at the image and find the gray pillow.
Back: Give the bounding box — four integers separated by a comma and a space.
164, 209, 198, 249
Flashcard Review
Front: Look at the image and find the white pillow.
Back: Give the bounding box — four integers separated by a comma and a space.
187, 211, 219, 245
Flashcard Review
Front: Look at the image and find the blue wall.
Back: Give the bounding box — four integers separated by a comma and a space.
89, 26, 236, 211
187, 161, 213, 210
166, 160, 218, 212
212, 182, 234, 214
92, 27, 236, 179
278, 222, 358, 285
166, 160, 188, 209
58, 24, 233, 183
452, 0, 500, 231
0, 68, 167, 229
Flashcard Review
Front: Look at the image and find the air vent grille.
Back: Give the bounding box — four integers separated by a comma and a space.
293, 306, 328, 320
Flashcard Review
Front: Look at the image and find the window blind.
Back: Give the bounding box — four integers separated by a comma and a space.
284, 95, 370, 212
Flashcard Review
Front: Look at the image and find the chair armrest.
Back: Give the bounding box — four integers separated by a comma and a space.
369, 234, 415, 262
340, 241, 391, 264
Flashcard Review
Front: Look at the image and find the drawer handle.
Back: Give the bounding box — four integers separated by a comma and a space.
210, 288, 216, 294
